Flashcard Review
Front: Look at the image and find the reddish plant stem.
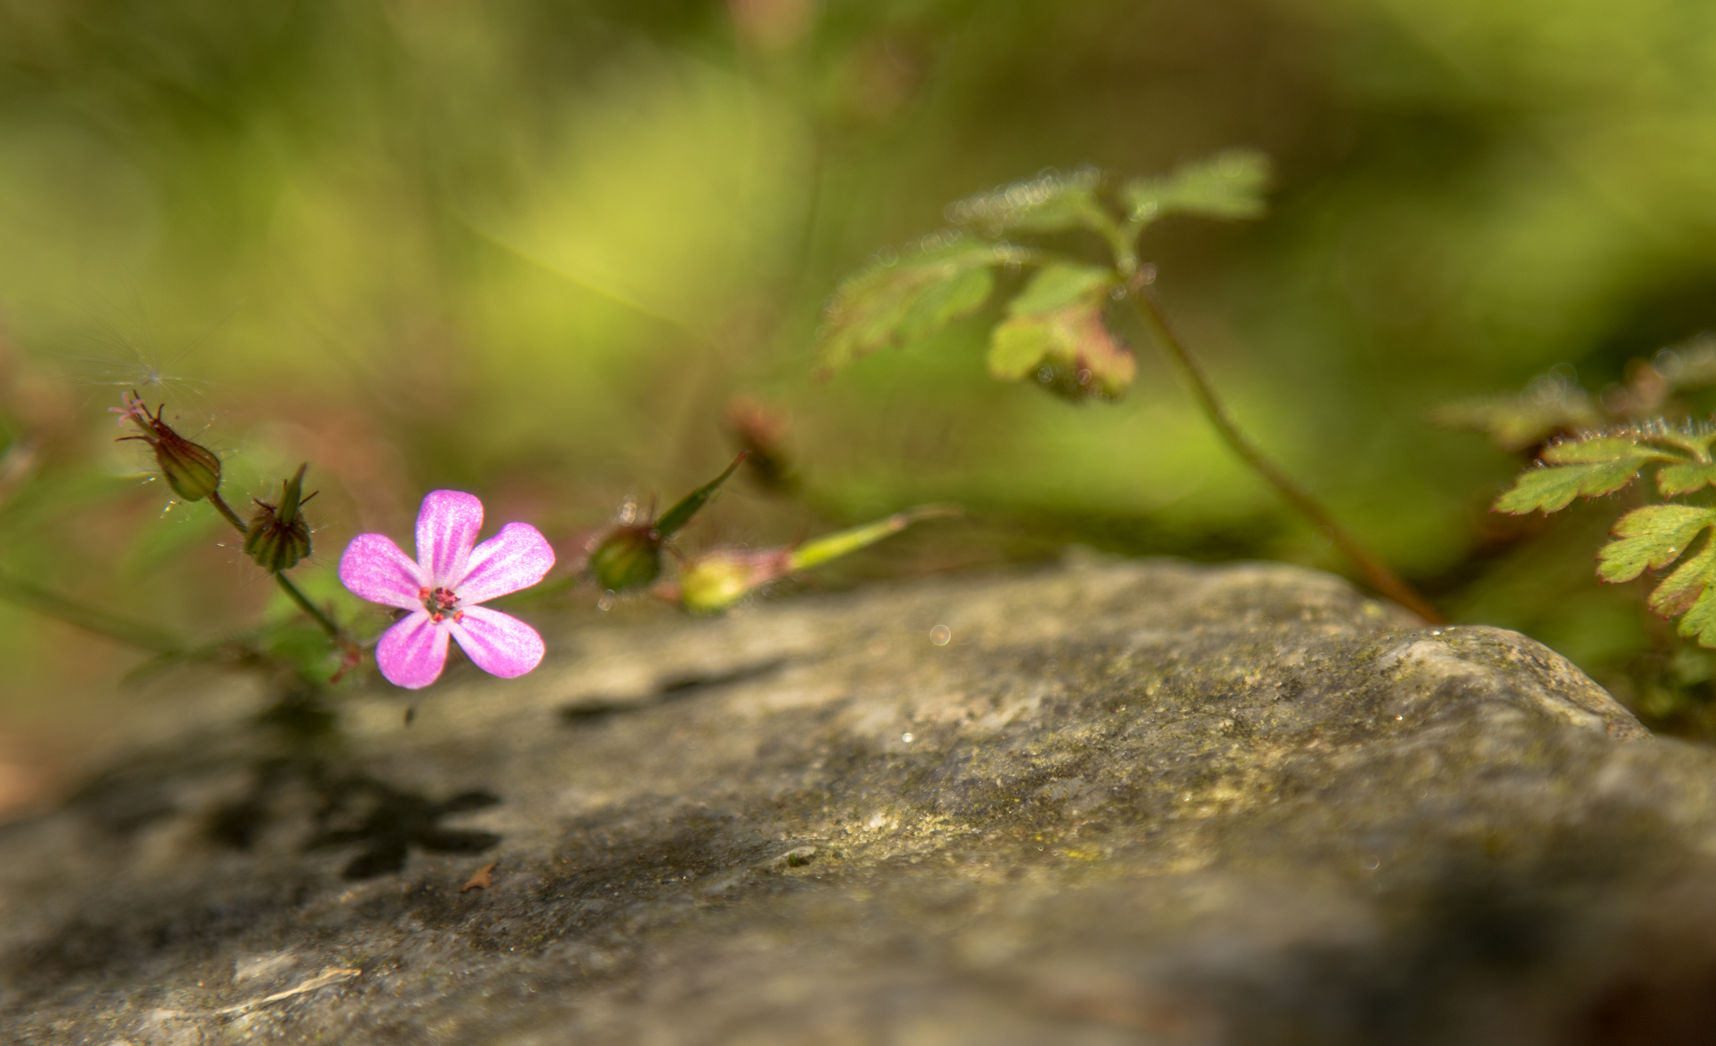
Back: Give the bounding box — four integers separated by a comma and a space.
1130, 284, 1445, 623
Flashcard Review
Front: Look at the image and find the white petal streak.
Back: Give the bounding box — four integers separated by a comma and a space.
338, 534, 424, 610
457, 522, 555, 604
375, 611, 450, 690
416, 490, 483, 587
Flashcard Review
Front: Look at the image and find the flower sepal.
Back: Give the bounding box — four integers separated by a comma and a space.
588, 524, 664, 593
113, 392, 222, 502
586, 454, 747, 596
662, 504, 960, 614
245, 464, 315, 572
670, 547, 793, 614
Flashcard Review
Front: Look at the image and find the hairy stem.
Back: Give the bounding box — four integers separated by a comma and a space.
0, 571, 182, 653
206, 490, 249, 533
209, 490, 346, 643
1129, 284, 1445, 623
273, 572, 344, 641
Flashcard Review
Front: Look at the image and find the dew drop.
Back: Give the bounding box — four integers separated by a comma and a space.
901, 732, 915, 743
929, 624, 952, 646
597, 591, 615, 612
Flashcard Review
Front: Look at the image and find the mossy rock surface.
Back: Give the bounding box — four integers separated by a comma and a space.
6, 557, 1716, 1044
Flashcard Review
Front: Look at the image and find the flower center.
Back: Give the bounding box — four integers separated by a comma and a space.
419, 586, 463, 623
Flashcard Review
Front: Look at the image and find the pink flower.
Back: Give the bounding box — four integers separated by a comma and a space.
339, 491, 556, 689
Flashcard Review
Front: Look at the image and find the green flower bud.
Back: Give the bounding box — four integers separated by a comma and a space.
676, 548, 792, 615
587, 456, 749, 598
588, 524, 663, 593
244, 464, 315, 572
155, 435, 223, 502
669, 506, 959, 615
115, 395, 222, 501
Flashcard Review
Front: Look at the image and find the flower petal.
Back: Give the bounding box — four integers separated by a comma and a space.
339, 534, 425, 610
455, 522, 556, 604
447, 606, 545, 679
375, 611, 450, 689
416, 490, 483, 587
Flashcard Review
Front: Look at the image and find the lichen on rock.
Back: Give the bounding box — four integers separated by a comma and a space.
5, 557, 1716, 1044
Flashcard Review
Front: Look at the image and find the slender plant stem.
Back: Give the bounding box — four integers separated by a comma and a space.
209, 490, 346, 643
273, 572, 344, 641
0, 571, 182, 653
206, 490, 248, 533
1129, 284, 1445, 623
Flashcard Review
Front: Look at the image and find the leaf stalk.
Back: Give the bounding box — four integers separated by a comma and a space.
1129, 282, 1444, 623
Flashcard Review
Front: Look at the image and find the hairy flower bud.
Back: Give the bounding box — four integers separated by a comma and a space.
113, 392, 222, 501
667, 506, 959, 615
587, 455, 749, 597
588, 524, 663, 594
245, 464, 315, 572
675, 547, 792, 614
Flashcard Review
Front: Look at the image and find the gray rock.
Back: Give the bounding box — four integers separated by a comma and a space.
5, 557, 1716, 1045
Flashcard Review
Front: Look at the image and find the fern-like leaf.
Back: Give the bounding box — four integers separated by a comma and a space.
1493, 435, 1682, 513
1659, 462, 1716, 496
986, 263, 1134, 402
1122, 150, 1270, 225
1430, 377, 1601, 451
816, 238, 1028, 374
945, 169, 1111, 239
1597, 505, 1716, 582
1596, 505, 1716, 646
1650, 540, 1716, 644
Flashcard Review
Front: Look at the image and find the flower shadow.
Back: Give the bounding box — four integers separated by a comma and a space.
307, 775, 501, 880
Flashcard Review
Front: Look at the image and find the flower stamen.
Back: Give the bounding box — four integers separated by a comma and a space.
423, 585, 460, 622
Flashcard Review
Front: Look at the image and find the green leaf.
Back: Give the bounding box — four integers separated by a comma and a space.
1539, 437, 1669, 465
1597, 505, 1716, 582
1494, 461, 1649, 514
987, 320, 1056, 381
1429, 374, 1601, 451
1122, 150, 1270, 225
1494, 438, 1679, 514
986, 264, 1134, 402
816, 238, 1025, 374
1007, 263, 1113, 314
1659, 461, 1716, 496
1593, 505, 1716, 648
946, 168, 1112, 238
1651, 542, 1716, 644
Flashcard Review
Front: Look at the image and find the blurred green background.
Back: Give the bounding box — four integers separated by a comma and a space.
3, 0, 1716, 809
